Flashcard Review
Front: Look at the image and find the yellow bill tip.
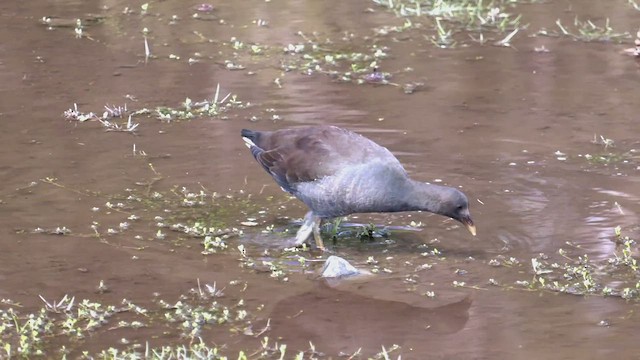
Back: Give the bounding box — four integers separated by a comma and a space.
466, 224, 477, 236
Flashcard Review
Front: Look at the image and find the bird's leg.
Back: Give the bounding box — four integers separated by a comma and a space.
295, 212, 325, 250
295, 211, 316, 245
312, 218, 325, 251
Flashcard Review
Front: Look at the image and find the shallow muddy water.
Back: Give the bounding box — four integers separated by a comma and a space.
1, 0, 640, 358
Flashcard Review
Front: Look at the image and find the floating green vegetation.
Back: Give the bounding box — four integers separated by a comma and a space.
0, 285, 407, 358
40, 14, 104, 41
236, 244, 311, 282
278, 33, 400, 86
97, 183, 267, 254
545, 136, 640, 171
94, 337, 296, 360
33, 174, 273, 256
323, 221, 392, 242
95, 339, 402, 360
63, 84, 248, 131
511, 227, 640, 300
537, 17, 630, 43
155, 85, 248, 121
218, 33, 383, 83
0, 281, 262, 359
583, 152, 634, 165
371, 0, 527, 48
581, 135, 639, 167
220, 31, 428, 90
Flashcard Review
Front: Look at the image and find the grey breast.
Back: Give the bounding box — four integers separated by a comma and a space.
293, 157, 410, 218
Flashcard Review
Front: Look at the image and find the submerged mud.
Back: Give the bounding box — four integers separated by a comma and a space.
1, 0, 640, 358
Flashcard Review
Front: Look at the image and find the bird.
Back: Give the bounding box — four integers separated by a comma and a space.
241, 125, 475, 250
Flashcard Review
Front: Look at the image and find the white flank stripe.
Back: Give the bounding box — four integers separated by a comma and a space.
242, 136, 255, 148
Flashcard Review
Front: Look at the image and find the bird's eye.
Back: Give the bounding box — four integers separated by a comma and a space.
457, 205, 463, 210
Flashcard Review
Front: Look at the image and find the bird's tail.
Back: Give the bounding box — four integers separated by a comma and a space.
241, 129, 259, 148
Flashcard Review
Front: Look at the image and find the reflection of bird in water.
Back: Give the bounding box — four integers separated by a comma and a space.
268, 281, 471, 356
241, 125, 476, 250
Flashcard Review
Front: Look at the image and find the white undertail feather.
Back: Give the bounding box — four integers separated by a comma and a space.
242, 136, 255, 148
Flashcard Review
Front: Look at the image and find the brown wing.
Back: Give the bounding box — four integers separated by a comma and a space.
242, 126, 403, 193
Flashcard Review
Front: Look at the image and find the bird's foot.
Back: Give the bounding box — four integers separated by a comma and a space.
295, 211, 326, 251
289, 242, 333, 254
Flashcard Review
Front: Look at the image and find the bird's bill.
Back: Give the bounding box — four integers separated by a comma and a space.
460, 217, 476, 236
466, 223, 477, 236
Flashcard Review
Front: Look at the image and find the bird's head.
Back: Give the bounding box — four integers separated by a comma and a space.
437, 188, 476, 236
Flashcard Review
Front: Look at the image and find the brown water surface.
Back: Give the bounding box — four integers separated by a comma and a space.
1, 0, 640, 358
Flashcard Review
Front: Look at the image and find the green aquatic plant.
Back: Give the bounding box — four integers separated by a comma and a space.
550, 17, 630, 42
63, 84, 247, 129
155, 84, 247, 121
521, 228, 640, 300
612, 226, 638, 271
0, 280, 259, 359
430, 17, 457, 47
372, 0, 527, 48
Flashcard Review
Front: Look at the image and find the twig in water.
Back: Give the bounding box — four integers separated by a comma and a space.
254, 318, 271, 337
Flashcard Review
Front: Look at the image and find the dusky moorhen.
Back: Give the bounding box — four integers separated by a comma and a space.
242, 125, 475, 250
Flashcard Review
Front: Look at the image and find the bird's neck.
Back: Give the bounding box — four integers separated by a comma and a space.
401, 179, 445, 214
366, 178, 444, 214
